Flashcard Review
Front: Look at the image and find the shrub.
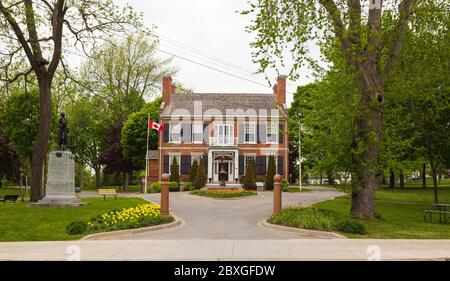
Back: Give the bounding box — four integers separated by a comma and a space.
169, 157, 180, 185
265, 155, 276, 190
194, 158, 206, 189
183, 182, 193, 191
269, 207, 336, 231
191, 189, 257, 198
281, 179, 289, 190
189, 160, 198, 183
243, 159, 257, 190
150, 182, 161, 193
169, 181, 179, 192
66, 221, 88, 235
334, 219, 366, 234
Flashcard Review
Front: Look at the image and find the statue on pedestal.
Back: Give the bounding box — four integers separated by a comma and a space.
57, 112, 68, 150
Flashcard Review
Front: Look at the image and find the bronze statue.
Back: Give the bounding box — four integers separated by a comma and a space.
57, 112, 68, 150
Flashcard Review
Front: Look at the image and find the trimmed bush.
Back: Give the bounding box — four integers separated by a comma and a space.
189, 160, 198, 183
265, 155, 276, 190
183, 182, 193, 191
169, 181, 179, 192
243, 159, 257, 190
281, 179, 289, 190
66, 221, 88, 235
334, 219, 366, 234
169, 157, 180, 185
150, 182, 161, 193
194, 158, 206, 189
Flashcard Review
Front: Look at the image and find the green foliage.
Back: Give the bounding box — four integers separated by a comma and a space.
66, 221, 88, 235
150, 182, 161, 193
281, 179, 289, 190
191, 189, 257, 198
169, 157, 180, 185
169, 181, 179, 192
122, 97, 162, 171
265, 155, 276, 190
269, 207, 336, 232
183, 182, 193, 191
189, 160, 199, 183
334, 219, 366, 234
194, 158, 207, 189
243, 159, 257, 190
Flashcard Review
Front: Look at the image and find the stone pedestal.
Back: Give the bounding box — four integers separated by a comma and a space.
30, 150, 87, 207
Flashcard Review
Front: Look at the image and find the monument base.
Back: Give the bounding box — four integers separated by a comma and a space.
30, 196, 88, 208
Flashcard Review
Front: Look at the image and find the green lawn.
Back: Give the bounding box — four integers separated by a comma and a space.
313, 185, 450, 239
0, 197, 147, 241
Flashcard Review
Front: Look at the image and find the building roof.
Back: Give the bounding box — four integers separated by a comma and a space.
161, 92, 284, 117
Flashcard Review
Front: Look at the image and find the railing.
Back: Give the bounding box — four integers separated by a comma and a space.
209, 136, 236, 146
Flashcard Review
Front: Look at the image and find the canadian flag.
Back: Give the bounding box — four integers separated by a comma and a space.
149, 119, 164, 132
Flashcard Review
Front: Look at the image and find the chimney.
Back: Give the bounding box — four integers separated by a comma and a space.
162, 76, 174, 103
276, 75, 287, 105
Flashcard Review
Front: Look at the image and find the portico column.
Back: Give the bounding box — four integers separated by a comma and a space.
207, 150, 213, 181
234, 150, 239, 182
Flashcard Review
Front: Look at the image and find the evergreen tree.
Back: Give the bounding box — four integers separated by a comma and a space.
169, 156, 180, 185
265, 155, 276, 190
194, 158, 206, 189
244, 159, 257, 190
189, 160, 198, 183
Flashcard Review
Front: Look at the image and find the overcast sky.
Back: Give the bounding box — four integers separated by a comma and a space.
109, 0, 318, 106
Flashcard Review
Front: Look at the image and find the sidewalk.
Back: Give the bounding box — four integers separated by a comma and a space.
1, 239, 449, 260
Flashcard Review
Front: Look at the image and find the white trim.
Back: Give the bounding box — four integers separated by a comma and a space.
244, 123, 256, 144
266, 122, 279, 144
169, 123, 181, 144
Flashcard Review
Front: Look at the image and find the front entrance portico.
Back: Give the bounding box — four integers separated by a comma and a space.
207, 148, 239, 184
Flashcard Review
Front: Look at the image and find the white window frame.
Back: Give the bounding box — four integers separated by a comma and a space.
191, 155, 202, 165
244, 123, 256, 144
214, 124, 234, 145
169, 123, 181, 143
168, 154, 181, 174
244, 156, 256, 172
192, 122, 203, 144
266, 122, 279, 144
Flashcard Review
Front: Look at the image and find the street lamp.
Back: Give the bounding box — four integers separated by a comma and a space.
298, 123, 302, 191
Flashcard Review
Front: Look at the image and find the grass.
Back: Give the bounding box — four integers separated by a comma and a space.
0, 197, 148, 241
284, 186, 311, 193
191, 189, 257, 198
80, 185, 143, 192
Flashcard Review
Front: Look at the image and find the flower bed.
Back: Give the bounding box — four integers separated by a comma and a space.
66, 203, 173, 235
190, 188, 257, 198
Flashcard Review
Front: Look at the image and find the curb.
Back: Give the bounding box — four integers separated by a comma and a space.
184, 193, 263, 201
81, 213, 184, 240
257, 219, 347, 239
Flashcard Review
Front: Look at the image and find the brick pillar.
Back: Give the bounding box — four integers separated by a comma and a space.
160, 173, 169, 215
273, 174, 282, 216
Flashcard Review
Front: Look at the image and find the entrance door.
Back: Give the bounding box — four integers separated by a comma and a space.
213, 160, 234, 182
218, 162, 229, 182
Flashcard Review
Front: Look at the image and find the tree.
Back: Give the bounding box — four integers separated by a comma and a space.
243, 159, 257, 190
244, 0, 418, 218
0, 123, 22, 188
189, 160, 199, 183
169, 157, 180, 186
265, 155, 276, 190
97, 120, 134, 190
80, 34, 174, 122
122, 98, 162, 172
67, 95, 108, 188
194, 158, 206, 189
0, 0, 143, 201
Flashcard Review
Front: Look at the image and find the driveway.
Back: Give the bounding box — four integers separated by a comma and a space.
104, 186, 344, 240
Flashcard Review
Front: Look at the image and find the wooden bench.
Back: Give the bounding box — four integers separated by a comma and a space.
0, 195, 19, 204
98, 189, 117, 200
424, 209, 450, 224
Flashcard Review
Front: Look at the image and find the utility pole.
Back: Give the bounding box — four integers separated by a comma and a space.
299, 123, 302, 191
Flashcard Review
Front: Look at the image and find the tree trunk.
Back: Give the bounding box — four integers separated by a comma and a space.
389, 169, 395, 189
319, 173, 323, 185
431, 164, 439, 205
327, 171, 334, 185
30, 76, 53, 202
399, 170, 404, 189
122, 172, 129, 191
94, 167, 101, 189
79, 169, 84, 189
422, 162, 426, 189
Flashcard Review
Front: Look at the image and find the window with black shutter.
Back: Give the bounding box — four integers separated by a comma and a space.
277, 156, 284, 175
163, 155, 169, 173
239, 156, 244, 175
163, 124, 169, 142
256, 156, 267, 175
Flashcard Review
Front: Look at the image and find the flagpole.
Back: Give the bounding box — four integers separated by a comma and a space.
144, 113, 150, 194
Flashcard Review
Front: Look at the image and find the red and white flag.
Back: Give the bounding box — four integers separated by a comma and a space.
149, 119, 164, 132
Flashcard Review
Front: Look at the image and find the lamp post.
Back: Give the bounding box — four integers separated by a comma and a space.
299, 123, 302, 191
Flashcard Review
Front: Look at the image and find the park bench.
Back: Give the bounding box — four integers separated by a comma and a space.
0, 195, 19, 204
424, 203, 450, 224
98, 189, 117, 200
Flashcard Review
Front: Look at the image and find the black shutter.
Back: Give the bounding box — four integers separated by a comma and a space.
181, 124, 192, 143
258, 124, 266, 143
256, 156, 266, 175
163, 123, 169, 142
163, 155, 169, 173
239, 156, 244, 175
238, 123, 245, 144
277, 156, 284, 175
279, 123, 284, 144
203, 123, 209, 144
180, 155, 191, 175
203, 154, 208, 175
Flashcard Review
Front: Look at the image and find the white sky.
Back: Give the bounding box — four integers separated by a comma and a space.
105, 0, 320, 106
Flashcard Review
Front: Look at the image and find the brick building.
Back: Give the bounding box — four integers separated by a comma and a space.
147, 75, 289, 187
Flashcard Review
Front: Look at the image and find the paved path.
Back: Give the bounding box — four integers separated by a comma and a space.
1, 239, 449, 260
103, 186, 344, 240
